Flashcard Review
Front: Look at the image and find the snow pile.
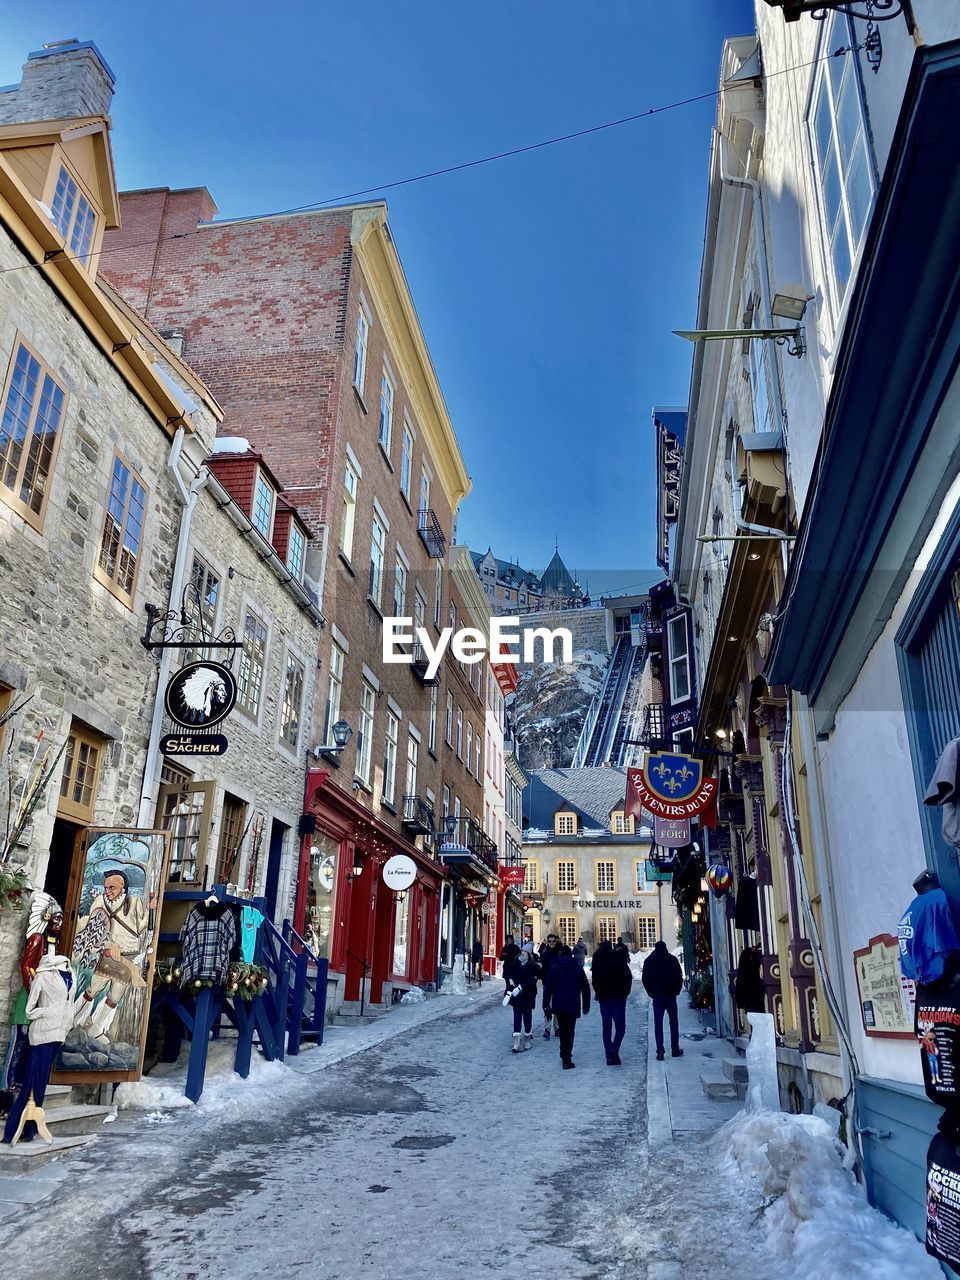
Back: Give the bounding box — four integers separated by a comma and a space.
744, 1012, 779, 1113
440, 955, 469, 995
719, 1110, 940, 1279
629, 948, 651, 981
400, 986, 426, 1005
115, 1037, 297, 1116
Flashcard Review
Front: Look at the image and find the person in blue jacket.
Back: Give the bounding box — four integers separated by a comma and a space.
543, 944, 591, 1069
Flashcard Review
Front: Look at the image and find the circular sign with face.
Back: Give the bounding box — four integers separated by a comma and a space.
382, 854, 417, 892
164, 661, 238, 729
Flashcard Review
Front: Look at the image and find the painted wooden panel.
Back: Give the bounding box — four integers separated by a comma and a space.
5, 143, 52, 198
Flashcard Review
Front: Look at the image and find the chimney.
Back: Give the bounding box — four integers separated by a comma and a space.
0, 39, 115, 125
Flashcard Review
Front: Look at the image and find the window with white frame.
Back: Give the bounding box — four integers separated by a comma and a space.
749, 298, 773, 435
405, 731, 418, 798
556, 915, 578, 949
287, 523, 306, 582
597, 916, 619, 945
50, 164, 96, 265
636, 915, 659, 948
414, 587, 427, 632
383, 710, 400, 806
556, 859, 577, 893
465, 723, 473, 773
353, 304, 369, 393
456, 707, 463, 758
400, 418, 414, 500
340, 461, 358, 560
237, 608, 268, 719
474, 733, 481, 780
555, 812, 576, 836
595, 860, 616, 894
418, 465, 430, 516
809, 26, 876, 309
434, 563, 442, 626
185, 554, 219, 663
378, 367, 395, 454
667, 613, 691, 703
428, 685, 438, 753
523, 859, 539, 893
369, 515, 386, 607
0, 340, 67, 530
611, 811, 634, 835
324, 642, 344, 742
394, 550, 408, 617
252, 470, 274, 537
280, 653, 305, 749
357, 681, 375, 784
445, 692, 453, 744
442, 784, 451, 821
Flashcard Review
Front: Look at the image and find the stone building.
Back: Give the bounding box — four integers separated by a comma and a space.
520, 768, 664, 951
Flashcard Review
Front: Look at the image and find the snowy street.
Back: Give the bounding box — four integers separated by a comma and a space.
0, 990, 939, 1280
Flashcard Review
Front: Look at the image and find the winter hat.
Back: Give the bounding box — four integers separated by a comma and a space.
521, 941, 534, 953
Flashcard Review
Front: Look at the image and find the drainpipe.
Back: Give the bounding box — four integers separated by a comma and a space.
137, 426, 210, 827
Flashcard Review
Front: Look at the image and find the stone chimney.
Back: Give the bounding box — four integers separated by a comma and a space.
0, 39, 115, 125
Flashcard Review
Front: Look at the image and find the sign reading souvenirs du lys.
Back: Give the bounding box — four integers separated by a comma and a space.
626, 752, 717, 823
160, 660, 238, 757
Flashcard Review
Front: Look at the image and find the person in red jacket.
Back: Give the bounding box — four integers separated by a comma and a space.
642, 941, 684, 1061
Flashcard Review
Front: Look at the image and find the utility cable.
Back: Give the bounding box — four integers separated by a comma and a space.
0, 42, 863, 279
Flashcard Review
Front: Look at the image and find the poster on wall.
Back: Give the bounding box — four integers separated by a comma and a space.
852, 934, 916, 1039
54, 828, 169, 1083
926, 1132, 960, 1268
915, 976, 960, 1106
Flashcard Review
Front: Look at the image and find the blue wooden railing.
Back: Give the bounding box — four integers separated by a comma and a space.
281, 919, 328, 1047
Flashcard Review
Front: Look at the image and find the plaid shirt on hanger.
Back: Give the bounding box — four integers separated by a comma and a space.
178, 903, 237, 984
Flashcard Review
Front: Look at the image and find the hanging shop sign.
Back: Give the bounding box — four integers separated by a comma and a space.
626, 755, 718, 821
852, 934, 916, 1040
160, 732, 228, 757
926, 1132, 960, 1270
498, 865, 526, 888
654, 408, 687, 573
654, 815, 691, 848
382, 854, 417, 892
164, 660, 238, 730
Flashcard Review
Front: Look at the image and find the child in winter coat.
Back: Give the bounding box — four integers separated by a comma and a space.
504, 943, 541, 1053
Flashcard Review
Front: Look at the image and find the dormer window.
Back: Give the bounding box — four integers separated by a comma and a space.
50, 165, 96, 266
252, 470, 275, 538
287, 522, 306, 581
555, 812, 576, 836
611, 811, 635, 836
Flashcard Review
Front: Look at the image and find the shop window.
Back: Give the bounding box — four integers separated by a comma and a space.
279, 653, 305, 749
156, 774, 215, 883
636, 915, 659, 948
556, 914, 578, 949
611, 810, 634, 835
306, 833, 339, 959
49, 163, 98, 265
555, 812, 576, 836
597, 915, 619, 944
556, 859, 577, 893
393, 891, 410, 977
95, 453, 148, 608
57, 725, 103, 824
215, 792, 248, 884
522, 859, 539, 893
237, 608, 268, 719
184, 553, 220, 663
595, 860, 616, 895
0, 339, 67, 530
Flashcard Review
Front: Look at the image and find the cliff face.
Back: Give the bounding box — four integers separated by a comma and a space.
513, 648, 608, 769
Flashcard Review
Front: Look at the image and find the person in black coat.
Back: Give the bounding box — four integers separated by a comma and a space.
543, 945, 591, 1068
538, 934, 561, 1038
471, 937, 484, 983
591, 940, 633, 1065
499, 936, 521, 988
504, 945, 541, 1052
641, 940, 684, 1061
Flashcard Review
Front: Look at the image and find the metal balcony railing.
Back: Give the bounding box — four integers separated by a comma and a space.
411, 642, 440, 685
438, 816, 498, 872
402, 795, 435, 835
638, 702, 667, 749
417, 509, 446, 560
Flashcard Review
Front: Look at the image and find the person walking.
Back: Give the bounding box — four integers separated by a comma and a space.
499, 935, 521, 988
504, 942, 540, 1053
573, 937, 587, 969
642, 940, 684, 1061
471, 936, 484, 984
591, 939, 632, 1065
543, 944, 591, 1069
538, 933, 561, 1038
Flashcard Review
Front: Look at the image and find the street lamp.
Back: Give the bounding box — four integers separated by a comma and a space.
347, 851, 364, 882
761, 0, 913, 29
313, 719, 353, 758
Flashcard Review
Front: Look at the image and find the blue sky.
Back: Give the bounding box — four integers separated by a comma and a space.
0, 0, 753, 592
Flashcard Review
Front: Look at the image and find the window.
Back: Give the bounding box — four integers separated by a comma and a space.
442, 784, 451, 821
378, 368, 395, 454
393, 891, 409, 977
449, 602, 457, 633
809, 25, 875, 307
400, 419, 414, 501
556, 860, 577, 893
185, 554, 220, 663
340, 461, 358, 560
418, 466, 431, 516
668, 614, 691, 703
369, 515, 386, 607
50, 165, 96, 265
237, 608, 268, 718
357, 681, 375, 784
383, 710, 400, 806
636, 915, 659, 949
95, 454, 147, 606
405, 731, 419, 798
456, 707, 463, 758
414, 588, 427, 633
353, 304, 369, 393
611, 811, 634, 836
749, 302, 773, 435
252, 471, 274, 537
445, 693, 454, 744
215, 793, 248, 884
523, 859, 539, 892
58, 726, 103, 823
287, 523, 306, 582
280, 653, 305, 749
394, 551, 408, 618
556, 915, 578, 949
466, 723, 473, 773
595, 860, 616, 894
0, 341, 66, 528
634, 861, 648, 894
555, 812, 576, 836
434, 563, 442, 626
428, 685, 438, 753
324, 642, 345, 742
597, 916, 619, 945
475, 733, 481, 780
157, 775, 215, 884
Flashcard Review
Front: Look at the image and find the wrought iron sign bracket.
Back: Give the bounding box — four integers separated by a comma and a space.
140, 602, 244, 654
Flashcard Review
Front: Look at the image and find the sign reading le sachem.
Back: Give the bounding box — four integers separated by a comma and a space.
626, 753, 717, 820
